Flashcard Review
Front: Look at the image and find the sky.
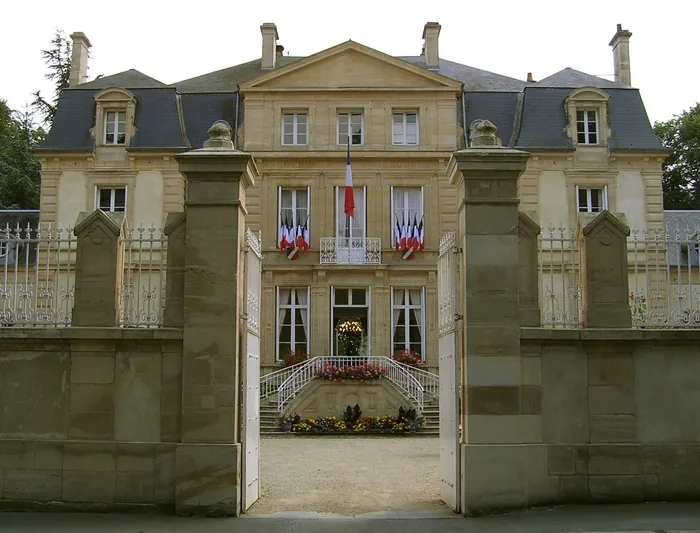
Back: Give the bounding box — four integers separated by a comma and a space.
2, 0, 698, 124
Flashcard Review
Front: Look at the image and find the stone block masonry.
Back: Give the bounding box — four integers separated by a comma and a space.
0, 328, 182, 511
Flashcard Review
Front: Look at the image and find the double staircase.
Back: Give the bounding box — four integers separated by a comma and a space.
258, 356, 441, 436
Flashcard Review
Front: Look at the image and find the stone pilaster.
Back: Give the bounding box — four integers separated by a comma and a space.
448, 121, 556, 514
163, 212, 186, 328
518, 211, 541, 327
580, 211, 632, 328
172, 121, 258, 516
71, 209, 124, 327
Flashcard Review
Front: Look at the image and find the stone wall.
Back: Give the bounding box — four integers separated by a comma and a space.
0, 328, 182, 511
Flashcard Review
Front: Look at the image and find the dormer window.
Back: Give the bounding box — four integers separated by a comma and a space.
104, 111, 126, 145
565, 88, 610, 148
576, 110, 598, 145
93, 88, 136, 147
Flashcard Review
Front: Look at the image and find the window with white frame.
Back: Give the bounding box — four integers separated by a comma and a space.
392, 112, 419, 146
276, 287, 310, 360
337, 112, 363, 146
391, 288, 425, 358
278, 187, 310, 248
282, 112, 308, 146
104, 111, 127, 145
335, 186, 366, 239
576, 110, 599, 145
0, 240, 7, 258
391, 187, 423, 244
576, 185, 607, 213
96, 187, 127, 213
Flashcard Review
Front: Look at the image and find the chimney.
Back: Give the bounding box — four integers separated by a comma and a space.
69, 32, 92, 87
276, 44, 285, 58
261, 23, 279, 70
609, 23, 632, 86
422, 22, 441, 70
527, 72, 535, 83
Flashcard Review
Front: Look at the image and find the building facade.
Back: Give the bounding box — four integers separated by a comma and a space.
36, 23, 667, 372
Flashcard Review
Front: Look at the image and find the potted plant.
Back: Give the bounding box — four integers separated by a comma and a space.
282, 416, 293, 432
392, 348, 423, 367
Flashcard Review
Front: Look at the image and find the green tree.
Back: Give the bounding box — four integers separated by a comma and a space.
0, 100, 45, 210
653, 103, 700, 210
31, 30, 72, 126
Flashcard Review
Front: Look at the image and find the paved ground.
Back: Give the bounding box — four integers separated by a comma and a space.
247, 435, 443, 515
1, 503, 700, 532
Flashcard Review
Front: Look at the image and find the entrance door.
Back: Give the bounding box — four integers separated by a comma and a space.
437, 231, 460, 512
242, 229, 262, 512
331, 287, 370, 357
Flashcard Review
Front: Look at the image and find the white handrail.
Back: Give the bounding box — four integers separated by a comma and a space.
393, 362, 440, 398
275, 356, 426, 413
260, 362, 308, 399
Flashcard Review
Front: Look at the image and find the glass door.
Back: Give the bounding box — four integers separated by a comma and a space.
330, 287, 370, 357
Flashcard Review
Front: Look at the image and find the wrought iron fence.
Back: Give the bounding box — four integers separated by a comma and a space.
629, 225, 700, 328
120, 224, 167, 328
538, 225, 583, 328
0, 223, 76, 326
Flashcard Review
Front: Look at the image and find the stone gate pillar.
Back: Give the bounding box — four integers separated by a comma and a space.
173, 121, 258, 516
448, 120, 552, 514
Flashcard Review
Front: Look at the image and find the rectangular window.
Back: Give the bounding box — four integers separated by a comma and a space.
576, 186, 607, 213
282, 113, 308, 146
576, 110, 598, 145
391, 187, 424, 249
278, 187, 310, 249
276, 287, 310, 361
104, 111, 126, 145
391, 288, 425, 359
392, 112, 419, 146
335, 186, 366, 239
96, 187, 127, 212
337, 112, 363, 146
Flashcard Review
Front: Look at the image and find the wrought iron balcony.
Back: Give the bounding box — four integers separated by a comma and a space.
319, 237, 381, 265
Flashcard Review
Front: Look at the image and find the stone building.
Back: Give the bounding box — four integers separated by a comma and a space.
36, 22, 666, 372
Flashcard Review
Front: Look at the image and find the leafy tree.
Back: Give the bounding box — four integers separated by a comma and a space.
0, 100, 45, 210
653, 103, 700, 210
31, 30, 72, 126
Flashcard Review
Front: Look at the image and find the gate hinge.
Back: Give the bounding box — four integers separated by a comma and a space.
453, 247, 462, 255
454, 314, 464, 321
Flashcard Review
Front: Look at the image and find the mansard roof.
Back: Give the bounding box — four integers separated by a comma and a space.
39, 43, 662, 154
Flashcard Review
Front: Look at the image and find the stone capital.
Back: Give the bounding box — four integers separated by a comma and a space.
448, 148, 530, 187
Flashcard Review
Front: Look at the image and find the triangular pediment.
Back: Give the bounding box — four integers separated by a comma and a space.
240, 41, 462, 91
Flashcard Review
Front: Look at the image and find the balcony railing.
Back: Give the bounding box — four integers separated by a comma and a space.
319, 237, 381, 265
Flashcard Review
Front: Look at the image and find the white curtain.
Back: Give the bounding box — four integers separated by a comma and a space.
407, 188, 422, 223
336, 187, 365, 239
409, 288, 423, 335
277, 288, 290, 339
296, 288, 308, 344
392, 288, 404, 341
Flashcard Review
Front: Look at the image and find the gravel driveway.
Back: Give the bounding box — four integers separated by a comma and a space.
247, 436, 444, 516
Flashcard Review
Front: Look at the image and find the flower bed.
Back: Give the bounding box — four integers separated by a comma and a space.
314, 363, 387, 382
292, 415, 415, 433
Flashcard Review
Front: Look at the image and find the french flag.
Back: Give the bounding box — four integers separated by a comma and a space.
344, 140, 355, 219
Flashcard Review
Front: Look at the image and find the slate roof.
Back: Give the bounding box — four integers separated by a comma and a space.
41, 88, 189, 151
462, 92, 520, 148
534, 68, 622, 89
173, 57, 303, 93
512, 87, 663, 151
399, 57, 526, 92
663, 211, 700, 267
74, 69, 166, 90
